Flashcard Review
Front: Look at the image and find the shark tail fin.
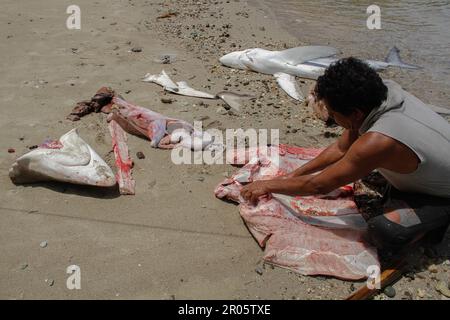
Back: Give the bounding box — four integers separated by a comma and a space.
385, 47, 421, 70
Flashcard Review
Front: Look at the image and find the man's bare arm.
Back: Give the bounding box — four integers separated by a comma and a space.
241, 131, 415, 204
262, 134, 391, 198
286, 129, 358, 178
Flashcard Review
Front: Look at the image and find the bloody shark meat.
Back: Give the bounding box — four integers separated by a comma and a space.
215, 145, 380, 280
108, 120, 136, 195
106, 96, 199, 149
70, 88, 212, 150
67, 87, 115, 121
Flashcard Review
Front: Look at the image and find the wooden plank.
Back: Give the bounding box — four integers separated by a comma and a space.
346, 259, 406, 300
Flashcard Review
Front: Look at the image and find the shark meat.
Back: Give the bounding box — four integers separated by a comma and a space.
214, 144, 380, 280
106, 95, 212, 150
108, 120, 136, 195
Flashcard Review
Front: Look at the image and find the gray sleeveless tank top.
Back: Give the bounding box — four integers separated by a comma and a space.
359, 80, 450, 198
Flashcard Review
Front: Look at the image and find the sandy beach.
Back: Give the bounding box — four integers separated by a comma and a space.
0, 0, 449, 300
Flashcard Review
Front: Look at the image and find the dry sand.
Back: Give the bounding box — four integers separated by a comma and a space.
0, 0, 448, 300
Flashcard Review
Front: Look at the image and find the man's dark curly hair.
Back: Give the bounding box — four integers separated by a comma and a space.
315, 57, 387, 116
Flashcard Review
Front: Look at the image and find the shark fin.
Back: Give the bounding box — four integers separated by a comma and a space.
385, 47, 421, 70
217, 91, 255, 112
277, 46, 339, 65
175, 81, 217, 99
274, 72, 304, 102
142, 70, 179, 91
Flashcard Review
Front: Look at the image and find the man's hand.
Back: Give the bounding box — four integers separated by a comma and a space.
240, 180, 273, 205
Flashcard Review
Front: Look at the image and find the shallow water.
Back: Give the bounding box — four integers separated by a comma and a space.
250, 0, 450, 107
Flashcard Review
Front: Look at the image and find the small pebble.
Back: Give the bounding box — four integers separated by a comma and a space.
404, 272, 415, 280
435, 281, 450, 297
8, 148, 15, 153
255, 266, 263, 275
155, 54, 177, 64
40, 241, 48, 248
216, 106, 228, 115
383, 286, 396, 298
136, 151, 145, 159
197, 115, 209, 121
428, 264, 438, 273
45, 279, 54, 286
417, 288, 426, 298
161, 98, 173, 104
131, 47, 142, 52
403, 290, 413, 300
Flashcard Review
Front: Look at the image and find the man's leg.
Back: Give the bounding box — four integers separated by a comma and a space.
366, 190, 450, 250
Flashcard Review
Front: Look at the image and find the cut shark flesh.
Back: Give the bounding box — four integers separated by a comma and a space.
108, 120, 136, 195
214, 144, 380, 280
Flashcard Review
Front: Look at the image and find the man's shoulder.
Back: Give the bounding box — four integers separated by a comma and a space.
350, 132, 398, 159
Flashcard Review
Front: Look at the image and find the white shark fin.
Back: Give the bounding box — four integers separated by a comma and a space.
217, 91, 255, 112
142, 70, 179, 92
175, 81, 217, 99
277, 46, 339, 65
274, 72, 304, 102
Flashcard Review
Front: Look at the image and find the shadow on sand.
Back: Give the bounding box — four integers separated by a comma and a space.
14, 181, 121, 199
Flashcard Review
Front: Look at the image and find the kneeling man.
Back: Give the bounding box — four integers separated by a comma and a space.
241, 57, 450, 250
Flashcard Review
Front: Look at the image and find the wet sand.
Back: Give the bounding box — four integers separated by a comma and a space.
0, 0, 449, 300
